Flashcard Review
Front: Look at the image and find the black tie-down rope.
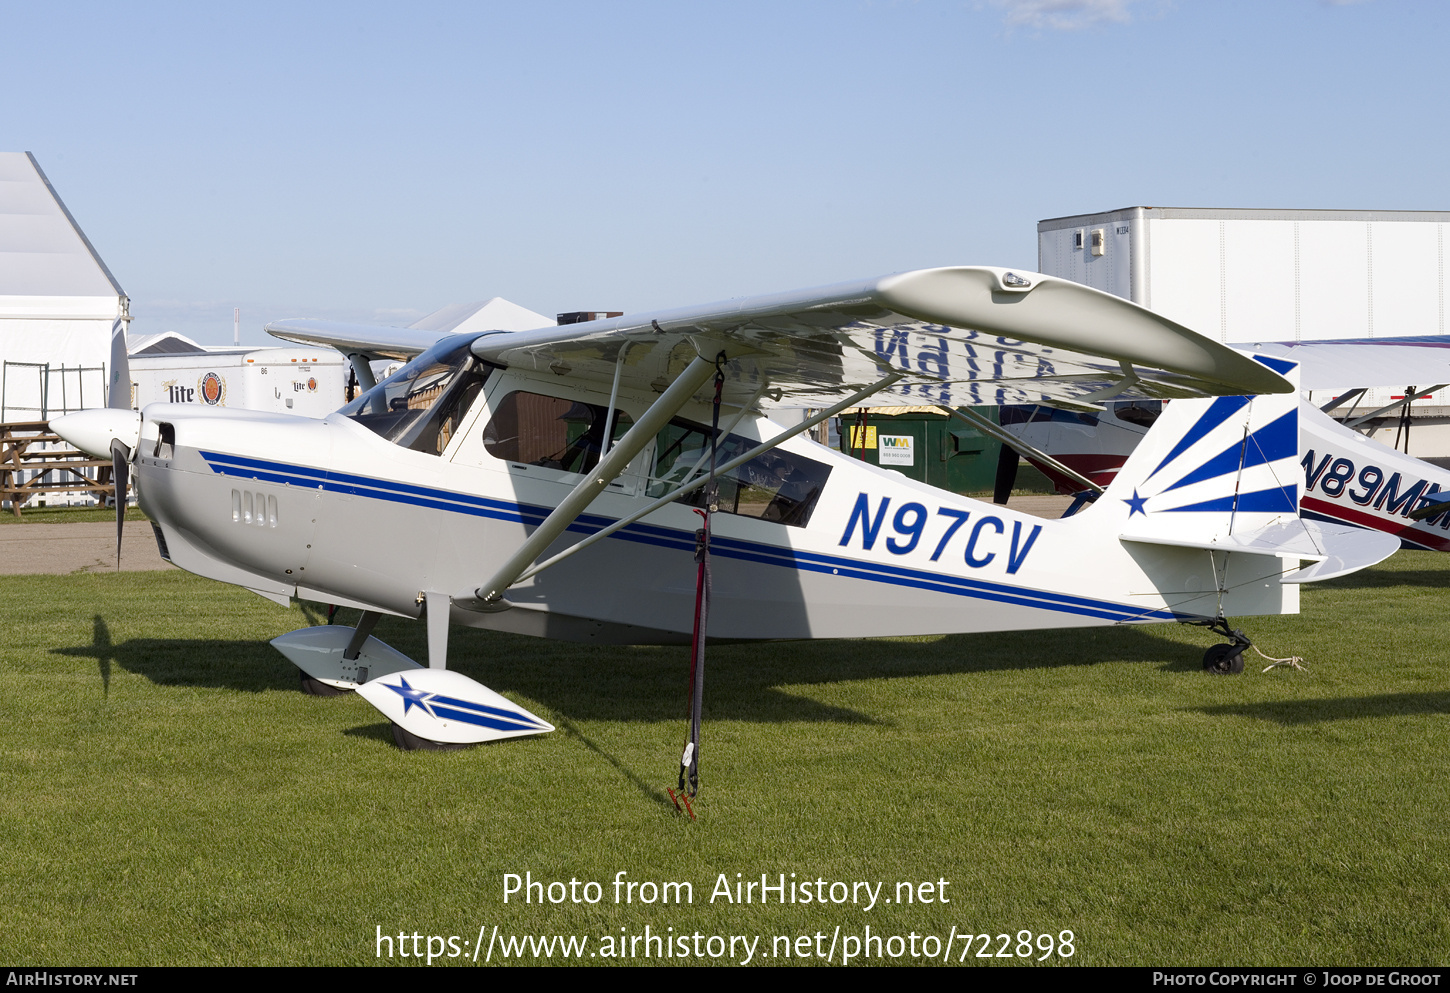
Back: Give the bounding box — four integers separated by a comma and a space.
670, 356, 726, 820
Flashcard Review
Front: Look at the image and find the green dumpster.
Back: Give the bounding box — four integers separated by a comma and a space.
838, 407, 1003, 494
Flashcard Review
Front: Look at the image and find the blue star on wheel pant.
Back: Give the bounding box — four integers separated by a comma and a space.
384, 677, 434, 717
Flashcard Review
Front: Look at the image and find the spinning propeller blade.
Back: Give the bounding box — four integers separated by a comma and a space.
110, 438, 130, 568
107, 316, 131, 412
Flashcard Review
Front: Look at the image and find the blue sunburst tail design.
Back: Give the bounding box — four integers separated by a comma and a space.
1092, 355, 1303, 543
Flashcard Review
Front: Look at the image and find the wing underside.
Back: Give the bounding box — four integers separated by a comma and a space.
472, 267, 1291, 409
268, 267, 1293, 409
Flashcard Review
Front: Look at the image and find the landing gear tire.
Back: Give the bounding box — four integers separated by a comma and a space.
298, 670, 353, 696
390, 721, 471, 752
1203, 643, 1245, 675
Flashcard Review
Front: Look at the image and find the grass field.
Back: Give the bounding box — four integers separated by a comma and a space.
0, 505, 150, 525
2, 555, 1448, 966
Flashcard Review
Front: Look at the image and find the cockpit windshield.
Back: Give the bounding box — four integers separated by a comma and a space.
338, 337, 494, 455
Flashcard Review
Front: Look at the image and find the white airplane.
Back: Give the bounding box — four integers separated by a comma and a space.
992, 337, 1450, 553
52, 267, 1397, 763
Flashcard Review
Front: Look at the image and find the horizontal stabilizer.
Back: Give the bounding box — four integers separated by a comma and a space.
1276, 521, 1401, 583
1121, 519, 1399, 583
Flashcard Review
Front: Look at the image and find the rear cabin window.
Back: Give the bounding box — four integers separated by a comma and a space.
482, 391, 633, 475
650, 419, 830, 527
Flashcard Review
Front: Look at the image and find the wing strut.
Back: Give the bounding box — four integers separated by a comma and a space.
348, 353, 378, 394
599, 343, 629, 459
1343, 384, 1446, 429
1320, 388, 1365, 414
509, 372, 904, 587
474, 355, 719, 605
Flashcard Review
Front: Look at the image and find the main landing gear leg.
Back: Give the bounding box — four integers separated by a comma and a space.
1193, 616, 1251, 675
344, 611, 382, 661
389, 592, 465, 751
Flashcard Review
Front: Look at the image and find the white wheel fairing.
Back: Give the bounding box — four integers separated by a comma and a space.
271, 624, 420, 689
356, 668, 554, 744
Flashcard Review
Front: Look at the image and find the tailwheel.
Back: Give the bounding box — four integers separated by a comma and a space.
1192, 616, 1251, 676
390, 721, 472, 752
299, 669, 353, 696
1202, 643, 1245, 675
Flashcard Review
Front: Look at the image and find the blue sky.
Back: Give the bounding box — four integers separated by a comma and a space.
3, 0, 1441, 344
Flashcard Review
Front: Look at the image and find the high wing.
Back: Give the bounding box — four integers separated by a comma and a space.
267, 267, 1292, 409
1240, 336, 1450, 391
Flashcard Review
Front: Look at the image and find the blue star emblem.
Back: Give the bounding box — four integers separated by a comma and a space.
1123, 489, 1149, 517
384, 677, 434, 716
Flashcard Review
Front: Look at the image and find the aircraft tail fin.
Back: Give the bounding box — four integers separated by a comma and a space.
1094, 356, 1397, 581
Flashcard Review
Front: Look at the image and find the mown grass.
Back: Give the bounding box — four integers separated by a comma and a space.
0, 505, 149, 525
1, 556, 1448, 966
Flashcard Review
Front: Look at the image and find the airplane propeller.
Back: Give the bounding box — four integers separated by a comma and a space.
110, 438, 131, 567
105, 315, 135, 566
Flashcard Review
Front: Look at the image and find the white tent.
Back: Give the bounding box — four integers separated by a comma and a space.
333, 297, 558, 382
409, 297, 555, 334
0, 152, 127, 420
129, 330, 211, 353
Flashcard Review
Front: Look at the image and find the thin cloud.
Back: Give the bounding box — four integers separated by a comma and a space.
990, 0, 1153, 30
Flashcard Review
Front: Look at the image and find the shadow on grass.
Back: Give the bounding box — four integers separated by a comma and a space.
341, 722, 399, 745
1305, 550, 1450, 592
1195, 692, 1450, 725
53, 611, 1211, 725
555, 715, 674, 807
52, 615, 301, 694
1312, 568, 1450, 591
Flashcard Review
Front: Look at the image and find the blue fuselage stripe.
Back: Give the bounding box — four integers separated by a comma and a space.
199, 451, 1179, 623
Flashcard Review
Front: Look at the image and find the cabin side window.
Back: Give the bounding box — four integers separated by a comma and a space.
650, 419, 830, 527
482, 391, 634, 475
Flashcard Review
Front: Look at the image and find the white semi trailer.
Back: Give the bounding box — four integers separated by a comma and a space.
1037, 207, 1450, 453
129, 345, 346, 417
